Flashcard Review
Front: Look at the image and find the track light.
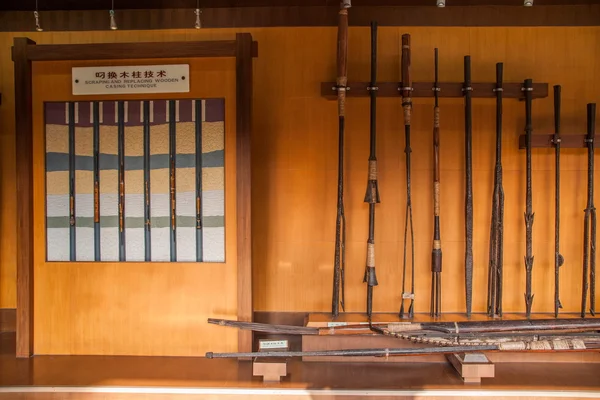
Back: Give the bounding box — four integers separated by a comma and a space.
110, 0, 118, 30
342, 0, 351, 8
34, 0, 43, 31
524, 0, 533, 5
194, 0, 202, 29
437, 0, 445, 7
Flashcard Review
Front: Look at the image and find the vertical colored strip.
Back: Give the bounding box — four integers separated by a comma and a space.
195, 100, 203, 262
118, 101, 126, 261
68, 102, 76, 261
144, 101, 152, 261
93, 102, 101, 261
169, 100, 177, 261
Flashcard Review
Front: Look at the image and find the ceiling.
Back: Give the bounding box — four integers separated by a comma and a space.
1, 0, 598, 11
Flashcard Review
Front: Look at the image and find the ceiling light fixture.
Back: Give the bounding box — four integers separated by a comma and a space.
195, 0, 202, 29
524, 0, 533, 6
110, 0, 118, 30
34, 0, 43, 31
437, 0, 446, 7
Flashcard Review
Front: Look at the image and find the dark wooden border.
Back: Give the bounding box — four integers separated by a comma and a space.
12, 36, 256, 357
1, 5, 599, 31
321, 82, 549, 99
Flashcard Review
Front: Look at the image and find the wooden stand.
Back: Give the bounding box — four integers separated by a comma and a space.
252, 357, 288, 383
447, 353, 495, 384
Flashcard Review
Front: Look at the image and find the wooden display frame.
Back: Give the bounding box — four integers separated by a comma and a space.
12, 35, 257, 358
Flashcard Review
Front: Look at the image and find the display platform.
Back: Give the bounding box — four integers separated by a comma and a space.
1, 332, 600, 400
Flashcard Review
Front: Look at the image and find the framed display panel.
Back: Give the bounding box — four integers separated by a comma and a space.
44, 99, 226, 263
13, 36, 255, 357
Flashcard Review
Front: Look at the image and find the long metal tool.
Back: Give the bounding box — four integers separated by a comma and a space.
430, 48, 442, 318
582, 102, 597, 317
463, 56, 474, 317
206, 338, 600, 359
523, 79, 535, 318
399, 33, 415, 319
487, 63, 505, 317
332, 0, 351, 317
208, 317, 600, 336
553, 85, 565, 318
364, 21, 380, 320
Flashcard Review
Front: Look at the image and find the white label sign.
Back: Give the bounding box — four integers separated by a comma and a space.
259, 340, 289, 350
72, 64, 190, 95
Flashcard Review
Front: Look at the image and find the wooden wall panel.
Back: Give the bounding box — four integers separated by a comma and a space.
0, 26, 599, 355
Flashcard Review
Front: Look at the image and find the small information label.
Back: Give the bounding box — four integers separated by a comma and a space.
327, 322, 348, 327
72, 64, 190, 95
259, 340, 289, 350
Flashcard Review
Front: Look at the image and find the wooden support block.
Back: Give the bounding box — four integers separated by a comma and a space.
321, 81, 548, 99
447, 353, 495, 384
252, 357, 288, 383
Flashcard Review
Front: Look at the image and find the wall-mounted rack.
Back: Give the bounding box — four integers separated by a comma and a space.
320, 82, 549, 99
519, 134, 600, 149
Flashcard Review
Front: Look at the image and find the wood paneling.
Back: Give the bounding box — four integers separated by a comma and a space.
0, 308, 16, 332
1, 5, 600, 32
1, 27, 600, 355
29, 54, 239, 356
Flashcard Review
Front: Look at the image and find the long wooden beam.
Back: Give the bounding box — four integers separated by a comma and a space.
2, 0, 597, 11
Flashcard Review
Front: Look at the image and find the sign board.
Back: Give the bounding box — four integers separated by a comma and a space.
72, 64, 190, 95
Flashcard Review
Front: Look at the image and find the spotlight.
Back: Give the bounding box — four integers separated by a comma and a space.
34, 0, 43, 31
194, 0, 202, 29
342, 0, 351, 8
110, 0, 118, 30
524, 0, 533, 5
437, 0, 446, 7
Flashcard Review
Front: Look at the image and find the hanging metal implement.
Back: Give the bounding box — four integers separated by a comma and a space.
332, 0, 351, 317
363, 21, 380, 320
523, 79, 535, 318
430, 48, 442, 318
553, 85, 565, 318
582, 102, 597, 317
487, 62, 505, 317
463, 56, 474, 318
399, 33, 416, 319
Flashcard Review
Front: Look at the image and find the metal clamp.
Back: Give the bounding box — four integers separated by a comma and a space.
399, 86, 414, 92
584, 138, 594, 143
432, 86, 441, 92
551, 137, 562, 144
331, 86, 350, 92
462, 86, 473, 92
367, 86, 379, 91
521, 87, 534, 92
493, 88, 504, 92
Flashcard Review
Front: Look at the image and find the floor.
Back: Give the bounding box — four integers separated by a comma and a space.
1, 332, 600, 399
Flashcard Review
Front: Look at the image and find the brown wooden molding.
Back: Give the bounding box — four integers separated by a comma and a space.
236, 32, 254, 354
13, 37, 35, 358
0, 309, 17, 333
0, 5, 598, 31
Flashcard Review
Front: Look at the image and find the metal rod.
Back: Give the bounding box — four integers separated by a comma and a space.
93, 102, 101, 261
364, 21, 380, 320
553, 85, 564, 318
169, 100, 177, 262
118, 101, 126, 261
143, 101, 151, 261
399, 33, 415, 319
68, 102, 76, 262
430, 47, 442, 318
195, 99, 204, 262
487, 62, 504, 317
583, 103, 597, 317
523, 79, 535, 318
332, 0, 350, 317
463, 56, 473, 318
